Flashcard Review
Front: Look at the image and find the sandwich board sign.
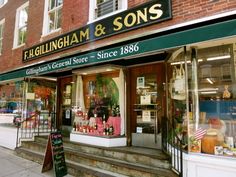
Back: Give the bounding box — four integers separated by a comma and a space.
42, 131, 67, 177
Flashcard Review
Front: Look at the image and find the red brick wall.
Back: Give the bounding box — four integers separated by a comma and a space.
0, 0, 236, 73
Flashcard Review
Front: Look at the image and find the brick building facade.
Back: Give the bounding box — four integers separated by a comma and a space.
1, 1, 236, 177
0, 0, 236, 72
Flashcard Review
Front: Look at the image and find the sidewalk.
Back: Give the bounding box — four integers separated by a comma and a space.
0, 146, 72, 177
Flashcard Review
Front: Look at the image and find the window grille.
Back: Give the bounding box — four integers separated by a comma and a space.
96, 0, 118, 18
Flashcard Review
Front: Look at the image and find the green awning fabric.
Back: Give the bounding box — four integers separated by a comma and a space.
1, 19, 236, 81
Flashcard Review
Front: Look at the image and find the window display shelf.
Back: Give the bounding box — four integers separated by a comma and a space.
70, 132, 127, 147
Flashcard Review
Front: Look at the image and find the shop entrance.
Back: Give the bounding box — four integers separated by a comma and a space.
57, 76, 73, 135
129, 63, 165, 149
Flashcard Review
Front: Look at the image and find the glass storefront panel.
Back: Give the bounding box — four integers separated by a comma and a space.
0, 80, 23, 115
72, 67, 124, 137
188, 44, 236, 157
168, 44, 236, 157
23, 78, 57, 128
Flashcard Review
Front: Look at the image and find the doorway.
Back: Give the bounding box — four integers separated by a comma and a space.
129, 63, 165, 149
57, 76, 73, 136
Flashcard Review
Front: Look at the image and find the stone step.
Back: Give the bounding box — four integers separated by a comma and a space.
17, 136, 178, 177
15, 147, 128, 177
34, 136, 170, 168
20, 140, 175, 177
16, 145, 177, 177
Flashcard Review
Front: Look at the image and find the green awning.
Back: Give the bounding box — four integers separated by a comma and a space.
1, 19, 236, 81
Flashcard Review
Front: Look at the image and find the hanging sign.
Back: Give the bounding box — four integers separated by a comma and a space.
22, 0, 172, 61
42, 132, 67, 177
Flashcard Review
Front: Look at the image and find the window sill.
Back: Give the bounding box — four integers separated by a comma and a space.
12, 43, 25, 50
41, 28, 62, 39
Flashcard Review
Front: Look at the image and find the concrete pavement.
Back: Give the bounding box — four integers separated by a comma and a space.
0, 146, 72, 177
0, 114, 17, 150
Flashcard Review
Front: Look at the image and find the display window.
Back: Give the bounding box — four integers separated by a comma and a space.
23, 78, 57, 129
168, 44, 236, 157
72, 66, 125, 137
0, 80, 23, 115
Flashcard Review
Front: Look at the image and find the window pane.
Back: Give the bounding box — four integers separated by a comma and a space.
0, 81, 23, 115
49, 11, 55, 32
0, 24, 3, 37
96, 0, 118, 18
0, 40, 2, 54
97, 0, 105, 4
56, 7, 62, 29
49, 0, 55, 10
18, 27, 26, 45
19, 7, 28, 28
47, 0, 62, 32
56, 0, 63, 6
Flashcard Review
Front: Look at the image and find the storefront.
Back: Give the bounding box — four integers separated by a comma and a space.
1, 3, 236, 176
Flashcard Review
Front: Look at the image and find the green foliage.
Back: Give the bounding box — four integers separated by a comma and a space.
95, 74, 119, 107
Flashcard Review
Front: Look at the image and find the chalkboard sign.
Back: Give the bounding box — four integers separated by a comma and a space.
42, 132, 67, 177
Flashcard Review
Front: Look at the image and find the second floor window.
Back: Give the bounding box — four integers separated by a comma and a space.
96, 0, 118, 18
47, 0, 63, 33
89, 0, 127, 22
14, 2, 28, 47
0, 19, 4, 55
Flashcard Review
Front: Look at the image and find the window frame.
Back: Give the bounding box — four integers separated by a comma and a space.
13, 2, 29, 48
0, 0, 7, 8
42, 0, 63, 36
0, 19, 5, 55
88, 0, 127, 23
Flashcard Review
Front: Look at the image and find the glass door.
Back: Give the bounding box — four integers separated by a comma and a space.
130, 63, 165, 149
58, 76, 73, 129
135, 74, 158, 135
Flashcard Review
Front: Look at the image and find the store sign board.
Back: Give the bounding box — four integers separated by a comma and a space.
1, 19, 236, 81
22, 0, 172, 61
42, 132, 67, 177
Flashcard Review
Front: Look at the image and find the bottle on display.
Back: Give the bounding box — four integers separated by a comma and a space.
109, 124, 114, 135
102, 114, 106, 130
103, 127, 107, 135
73, 122, 76, 131
106, 125, 109, 136
94, 123, 97, 130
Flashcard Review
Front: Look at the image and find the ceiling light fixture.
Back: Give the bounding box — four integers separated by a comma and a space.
206, 55, 231, 61
206, 78, 214, 84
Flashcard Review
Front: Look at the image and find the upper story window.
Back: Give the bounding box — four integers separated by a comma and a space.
0, 19, 4, 55
89, 0, 127, 22
13, 2, 29, 48
43, 0, 63, 35
0, 0, 7, 8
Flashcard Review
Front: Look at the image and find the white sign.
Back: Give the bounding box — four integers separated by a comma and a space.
142, 110, 151, 122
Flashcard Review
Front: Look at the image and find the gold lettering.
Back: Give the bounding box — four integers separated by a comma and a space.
149, 4, 163, 20
51, 41, 58, 50
24, 51, 29, 60
35, 46, 40, 56
40, 45, 44, 55
124, 13, 136, 27
29, 49, 35, 58
57, 38, 64, 49
137, 8, 148, 24
70, 33, 79, 45
64, 35, 70, 47
113, 17, 123, 31
45, 43, 50, 53
80, 28, 89, 41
